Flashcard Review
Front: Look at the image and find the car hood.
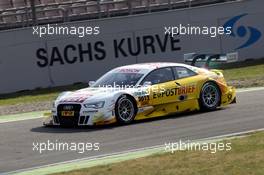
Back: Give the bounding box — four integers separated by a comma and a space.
57, 87, 134, 103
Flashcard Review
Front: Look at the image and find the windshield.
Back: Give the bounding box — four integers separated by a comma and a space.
92, 70, 144, 87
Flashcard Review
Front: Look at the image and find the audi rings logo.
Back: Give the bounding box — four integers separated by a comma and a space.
63, 105, 73, 110
224, 13, 262, 50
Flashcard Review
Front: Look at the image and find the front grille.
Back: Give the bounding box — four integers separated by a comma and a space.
57, 104, 81, 126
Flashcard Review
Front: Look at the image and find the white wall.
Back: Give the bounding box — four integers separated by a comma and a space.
0, 0, 263, 93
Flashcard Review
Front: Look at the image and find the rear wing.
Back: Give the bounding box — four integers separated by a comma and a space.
184, 52, 238, 68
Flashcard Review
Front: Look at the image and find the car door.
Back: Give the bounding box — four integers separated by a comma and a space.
140, 67, 179, 106
171, 66, 200, 102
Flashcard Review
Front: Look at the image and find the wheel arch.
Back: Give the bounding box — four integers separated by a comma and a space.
115, 93, 138, 115
199, 80, 222, 106
199, 80, 222, 95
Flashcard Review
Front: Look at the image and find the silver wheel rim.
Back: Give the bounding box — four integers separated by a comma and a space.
117, 98, 134, 122
202, 84, 219, 108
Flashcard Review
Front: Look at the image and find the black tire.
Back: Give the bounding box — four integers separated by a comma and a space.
199, 82, 221, 111
115, 95, 136, 124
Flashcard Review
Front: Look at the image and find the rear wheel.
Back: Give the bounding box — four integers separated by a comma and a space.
199, 82, 221, 111
115, 95, 136, 124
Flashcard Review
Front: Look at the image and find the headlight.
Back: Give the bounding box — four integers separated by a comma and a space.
84, 101, 105, 109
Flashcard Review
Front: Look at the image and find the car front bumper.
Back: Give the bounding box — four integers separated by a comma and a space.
221, 86, 236, 106
43, 104, 116, 126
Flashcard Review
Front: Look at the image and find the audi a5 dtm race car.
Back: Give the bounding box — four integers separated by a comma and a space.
43, 61, 236, 127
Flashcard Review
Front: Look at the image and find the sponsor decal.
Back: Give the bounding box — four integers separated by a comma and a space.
118, 68, 141, 73
153, 85, 195, 99
224, 13, 262, 50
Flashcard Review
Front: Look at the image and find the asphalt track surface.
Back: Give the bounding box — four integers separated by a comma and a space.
0, 89, 264, 173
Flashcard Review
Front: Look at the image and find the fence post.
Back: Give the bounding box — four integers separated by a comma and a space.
97, 0, 102, 18
29, 0, 37, 25
168, 0, 171, 10
126, 0, 132, 15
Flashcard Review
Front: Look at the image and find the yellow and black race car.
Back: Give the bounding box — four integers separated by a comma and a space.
43, 62, 236, 126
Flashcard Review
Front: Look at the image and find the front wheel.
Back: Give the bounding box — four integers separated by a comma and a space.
115, 95, 136, 124
199, 82, 221, 111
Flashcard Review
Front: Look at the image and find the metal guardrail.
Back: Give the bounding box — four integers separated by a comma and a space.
0, 0, 237, 30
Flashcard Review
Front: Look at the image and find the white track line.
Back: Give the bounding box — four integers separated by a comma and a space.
6, 128, 264, 175
237, 87, 264, 93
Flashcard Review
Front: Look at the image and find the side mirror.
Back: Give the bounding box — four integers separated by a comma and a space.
143, 81, 152, 87
88, 81, 96, 87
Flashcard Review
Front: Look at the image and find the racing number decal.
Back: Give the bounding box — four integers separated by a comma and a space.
227, 93, 233, 102
138, 95, 150, 105
138, 95, 150, 102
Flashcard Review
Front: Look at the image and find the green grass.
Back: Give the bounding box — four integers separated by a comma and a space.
224, 64, 264, 80
0, 63, 263, 107
223, 64, 264, 88
0, 83, 88, 106
53, 132, 264, 175
0, 92, 58, 106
